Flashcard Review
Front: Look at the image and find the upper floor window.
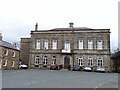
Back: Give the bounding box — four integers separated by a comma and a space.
87, 57, 93, 66
97, 40, 103, 49
43, 56, 48, 65
97, 57, 103, 66
4, 49, 8, 56
88, 40, 93, 49
44, 40, 48, 49
52, 56, 57, 65
52, 40, 57, 49
77, 57, 83, 66
3, 59, 7, 66
12, 51, 15, 57
35, 56, 40, 65
36, 39, 40, 49
78, 40, 83, 49
64, 41, 70, 50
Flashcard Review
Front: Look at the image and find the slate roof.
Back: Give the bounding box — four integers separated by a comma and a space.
0, 40, 19, 51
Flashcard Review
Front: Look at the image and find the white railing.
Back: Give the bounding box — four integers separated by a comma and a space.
61, 49, 71, 53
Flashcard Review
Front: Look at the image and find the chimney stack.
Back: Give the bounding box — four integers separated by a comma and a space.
35, 23, 38, 31
69, 22, 74, 29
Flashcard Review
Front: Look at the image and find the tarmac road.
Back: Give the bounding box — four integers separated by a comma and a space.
2, 69, 118, 88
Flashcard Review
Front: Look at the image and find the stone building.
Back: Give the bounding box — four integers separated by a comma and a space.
21, 23, 111, 72
111, 49, 120, 73
0, 33, 20, 70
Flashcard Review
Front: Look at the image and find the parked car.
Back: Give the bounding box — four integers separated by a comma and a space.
58, 64, 64, 69
84, 66, 92, 71
71, 64, 80, 71
96, 67, 105, 73
19, 64, 28, 69
50, 65, 59, 70
50, 65, 64, 70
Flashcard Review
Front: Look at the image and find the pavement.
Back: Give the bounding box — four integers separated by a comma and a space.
2, 69, 119, 88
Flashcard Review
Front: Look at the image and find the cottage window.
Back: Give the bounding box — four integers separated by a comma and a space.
3, 59, 7, 66
4, 49, 8, 56
11, 61, 15, 67
12, 51, 15, 57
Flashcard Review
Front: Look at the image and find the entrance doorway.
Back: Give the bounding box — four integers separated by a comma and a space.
64, 56, 70, 69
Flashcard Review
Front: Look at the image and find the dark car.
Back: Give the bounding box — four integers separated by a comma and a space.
71, 64, 80, 71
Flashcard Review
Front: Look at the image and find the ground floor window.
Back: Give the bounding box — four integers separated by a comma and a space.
43, 56, 48, 65
52, 56, 57, 65
87, 57, 93, 67
97, 57, 103, 67
77, 57, 83, 66
3, 59, 7, 66
11, 61, 15, 67
35, 56, 40, 65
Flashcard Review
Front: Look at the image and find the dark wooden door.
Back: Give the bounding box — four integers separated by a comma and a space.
64, 56, 70, 69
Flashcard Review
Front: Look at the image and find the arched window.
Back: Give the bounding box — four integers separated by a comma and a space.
78, 40, 83, 49
97, 40, 103, 49
97, 57, 103, 66
87, 57, 93, 66
52, 56, 57, 65
77, 57, 83, 66
64, 41, 70, 50
43, 56, 48, 65
35, 56, 40, 65
36, 39, 40, 49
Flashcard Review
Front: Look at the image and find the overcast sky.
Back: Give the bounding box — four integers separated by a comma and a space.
0, 0, 119, 52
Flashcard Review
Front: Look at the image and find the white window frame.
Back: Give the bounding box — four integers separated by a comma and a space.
43, 56, 48, 65
44, 40, 48, 49
77, 57, 83, 66
11, 61, 15, 67
4, 49, 8, 56
97, 57, 103, 67
78, 40, 83, 49
64, 41, 70, 51
36, 39, 40, 49
35, 56, 40, 65
88, 40, 93, 49
52, 40, 57, 49
88, 57, 93, 67
97, 40, 103, 50
12, 51, 16, 57
52, 56, 56, 65
3, 59, 7, 66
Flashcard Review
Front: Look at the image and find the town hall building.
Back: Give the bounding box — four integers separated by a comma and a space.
20, 23, 111, 72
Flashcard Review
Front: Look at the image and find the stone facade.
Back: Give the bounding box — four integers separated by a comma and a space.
0, 33, 20, 70
21, 23, 111, 72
